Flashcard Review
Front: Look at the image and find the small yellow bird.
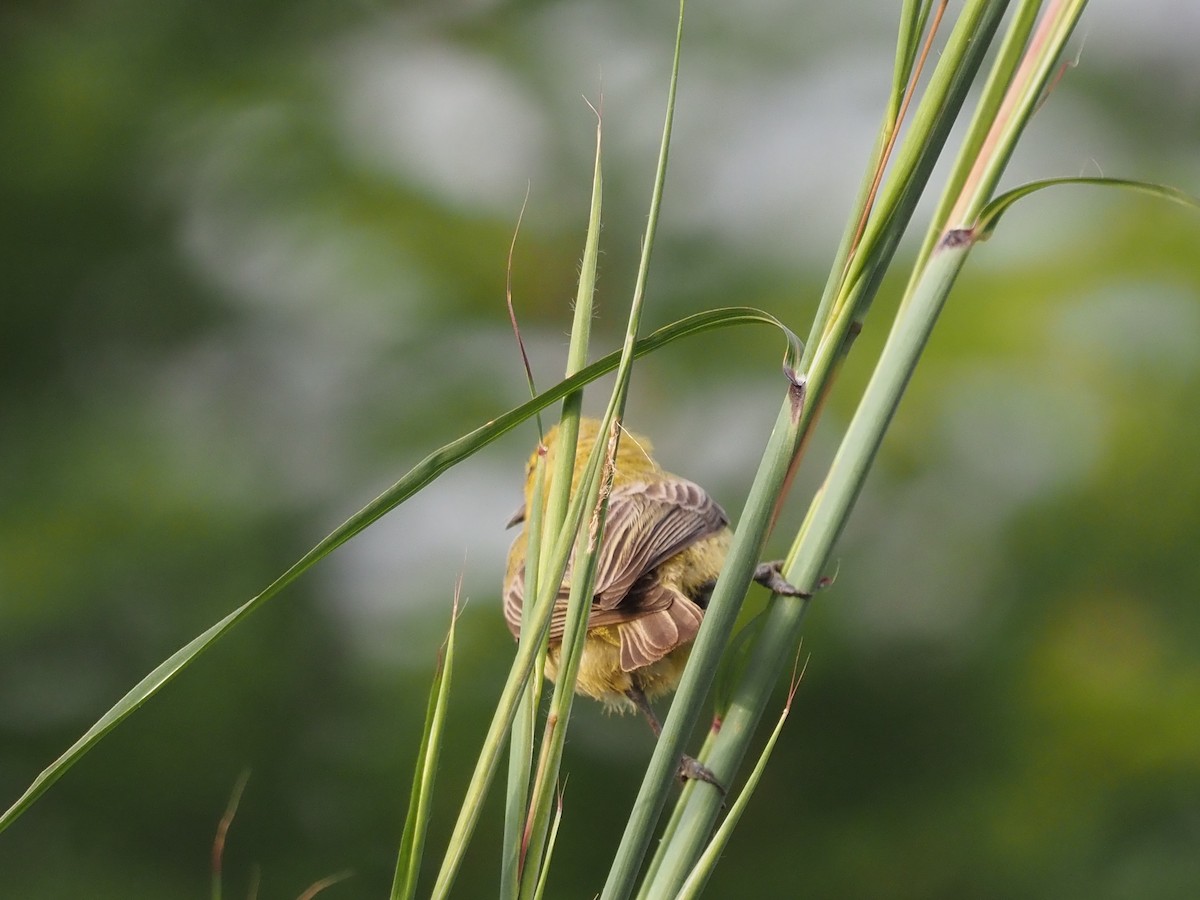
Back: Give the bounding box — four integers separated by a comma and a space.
503, 417, 801, 784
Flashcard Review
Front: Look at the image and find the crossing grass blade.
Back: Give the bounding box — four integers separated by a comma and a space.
0, 305, 797, 836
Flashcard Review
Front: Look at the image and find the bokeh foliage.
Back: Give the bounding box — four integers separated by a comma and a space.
2, 1, 1199, 897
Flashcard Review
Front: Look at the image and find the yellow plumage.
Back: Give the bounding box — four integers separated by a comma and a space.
503, 418, 731, 713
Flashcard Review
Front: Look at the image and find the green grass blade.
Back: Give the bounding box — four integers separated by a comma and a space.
674, 661, 805, 900
517, 427, 614, 899
644, 231, 978, 900
975, 176, 1200, 238
2, 599, 255, 832
530, 784, 565, 900
803, 0, 938, 358
502, 104, 604, 900
891, 1, 933, 116
939, 0, 1090, 230
525, 0, 740, 887
523, 0, 696, 870
512, 107, 606, 899
0, 306, 793, 835
832, 0, 1009, 329
391, 590, 459, 900
913, 0, 1044, 270
501, 452, 547, 900
430, 429, 611, 898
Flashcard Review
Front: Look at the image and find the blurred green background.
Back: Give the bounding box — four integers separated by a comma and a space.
3, 1, 1199, 897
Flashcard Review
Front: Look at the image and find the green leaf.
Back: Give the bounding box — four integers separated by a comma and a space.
976, 176, 1200, 239
530, 783, 566, 900
0, 305, 800, 835
675, 659, 805, 900
509, 105, 606, 900
391, 591, 459, 900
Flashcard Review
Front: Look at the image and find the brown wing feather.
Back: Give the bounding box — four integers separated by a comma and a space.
592, 478, 727, 608
616, 581, 704, 671
502, 561, 526, 638
503, 476, 726, 648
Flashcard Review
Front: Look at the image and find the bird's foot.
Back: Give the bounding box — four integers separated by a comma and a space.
677, 755, 726, 795
753, 560, 811, 598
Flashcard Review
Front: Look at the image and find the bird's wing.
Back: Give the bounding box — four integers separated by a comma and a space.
502, 561, 527, 639
591, 478, 727, 609
502, 477, 727, 645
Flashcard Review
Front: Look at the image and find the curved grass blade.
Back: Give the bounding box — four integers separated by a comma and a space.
975, 176, 1200, 239
0, 305, 798, 834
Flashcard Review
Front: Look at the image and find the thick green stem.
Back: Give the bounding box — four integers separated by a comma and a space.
643, 231, 976, 897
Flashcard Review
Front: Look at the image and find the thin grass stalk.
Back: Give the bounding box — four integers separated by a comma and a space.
210, 770, 250, 900
522, 0, 692, 877
802, 0, 937, 357
530, 6, 712, 895
502, 108, 605, 898
600, 380, 807, 900
530, 786, 566, 900
429, 429, 615, 898
896, 1, 937, 91
533, 108, 606, 580
945, 0, 1087, 226
674, 660, 805, 900
913, 0, 1045, 270
501, 455, 547, 899
638, 543, 807, 897
829, 0, 1010, 332
781, 0, 1009, 528
434, 209, 612, 898
630, 752, 696, 900
636, 599, 779, 897
835, 0, 948, 299
643, 4, 1091, 894
640, 2, 1028, 893
518, 422, 619, 899
391, 591, 459, 900
519, 425, 622, 899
